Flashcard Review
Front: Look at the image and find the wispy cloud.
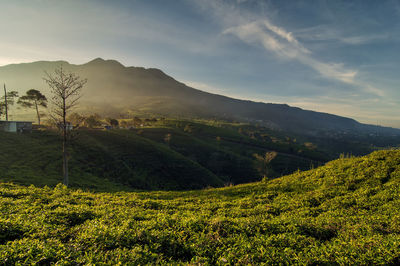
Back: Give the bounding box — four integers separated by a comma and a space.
295, 25, 392, 45
224, 21, 356, 82
340, 34, 391, 45
223, 19, 384, 97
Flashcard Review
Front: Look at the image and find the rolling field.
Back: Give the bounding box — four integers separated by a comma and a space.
1, 150, 399, 264
0, 119, 324, 191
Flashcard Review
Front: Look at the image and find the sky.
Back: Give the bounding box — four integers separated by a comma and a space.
0, 0, 399, 127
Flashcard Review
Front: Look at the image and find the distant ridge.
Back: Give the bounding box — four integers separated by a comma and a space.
1, 58, 399, 136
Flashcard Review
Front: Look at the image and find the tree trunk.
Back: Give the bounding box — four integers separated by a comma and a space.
63, 97, 68, 186
34, 100, 40, 125
63, 139, 68, 186
3, 84, 8, 121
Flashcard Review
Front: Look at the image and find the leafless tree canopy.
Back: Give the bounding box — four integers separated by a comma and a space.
44, 66, 87, 124
43, 66, 87, 186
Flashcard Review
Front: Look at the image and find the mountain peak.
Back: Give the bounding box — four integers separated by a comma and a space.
87, 58, 124, 67
1, 58, 399, 135
88, 58, 105, 64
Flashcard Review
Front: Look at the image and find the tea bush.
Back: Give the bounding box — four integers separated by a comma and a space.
0, 150, 399, 264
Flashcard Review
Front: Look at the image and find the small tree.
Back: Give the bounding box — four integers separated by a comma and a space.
105, 117, 119, 128
68, 112, 85, 128
17, 89, 48, 125
120, 120, 128, 128
164, 133, 172, 146
44, 66, 87, 186
216, 136, 222, 149
133, 116, 142, 127
0, 102, 4, 118
84, 114, 101, 128
184, 124, 193, 133
254, 151, 277, 181
1, 84, 19, 121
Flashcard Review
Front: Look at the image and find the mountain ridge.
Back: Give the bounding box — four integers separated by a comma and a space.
1, 58, 399, 136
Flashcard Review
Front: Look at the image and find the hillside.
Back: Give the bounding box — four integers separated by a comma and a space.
0, 119, 328, 190
1, 58, 399, 137
0, 150, 399, 264
0, 130, 223, 191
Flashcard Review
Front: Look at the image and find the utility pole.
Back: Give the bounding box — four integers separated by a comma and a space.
4, 84, 8, 121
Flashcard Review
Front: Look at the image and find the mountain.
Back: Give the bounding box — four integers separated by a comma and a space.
1, 149, 400, 264
1, 58, 399, 136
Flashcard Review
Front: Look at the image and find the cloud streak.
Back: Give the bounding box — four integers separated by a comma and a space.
223, 18, 384, 97
294, 25, 393, 45
224, 20, 369, 89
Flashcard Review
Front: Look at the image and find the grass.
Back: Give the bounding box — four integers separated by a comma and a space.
137, 119, 326, 176
0, 149, 399, 264
129, 127, 259, 184
0, 130, 223, 191
0, 119, 327, 191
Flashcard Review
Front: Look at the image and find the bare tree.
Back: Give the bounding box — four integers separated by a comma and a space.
44, 66, 87, 186
18, 89, 48, 125
0, 100, 4, 118
254, 151, 277, 181
1, 84, 19, 121
1, 85, 6, 120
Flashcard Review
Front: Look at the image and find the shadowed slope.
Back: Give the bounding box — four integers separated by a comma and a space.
0, 130, 224, 190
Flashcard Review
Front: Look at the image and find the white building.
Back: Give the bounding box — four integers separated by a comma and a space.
0, 121, 33, 133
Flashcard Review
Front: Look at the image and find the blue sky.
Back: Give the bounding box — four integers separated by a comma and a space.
1, 0, 399, 127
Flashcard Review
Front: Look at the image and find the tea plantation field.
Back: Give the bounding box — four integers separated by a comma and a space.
1, 150, 400, 264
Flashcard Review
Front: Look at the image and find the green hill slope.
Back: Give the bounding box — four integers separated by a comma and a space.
136, 119, 325, 177
0, 130, 224, 190
0, 119, 325, 190
1, 150, 399, 264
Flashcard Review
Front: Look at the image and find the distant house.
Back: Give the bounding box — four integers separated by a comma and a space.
57, 122, 73, 131
66, 122, 73, 131
0, 121, 33, 133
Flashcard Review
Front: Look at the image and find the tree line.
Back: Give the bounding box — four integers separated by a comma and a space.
0, 85, 47, 125
1, 66, 87, 187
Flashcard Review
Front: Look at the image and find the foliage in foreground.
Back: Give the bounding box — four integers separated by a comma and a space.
1, 150, 400, 264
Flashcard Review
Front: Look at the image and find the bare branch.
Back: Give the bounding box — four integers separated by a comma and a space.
44, 65, 86, 186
